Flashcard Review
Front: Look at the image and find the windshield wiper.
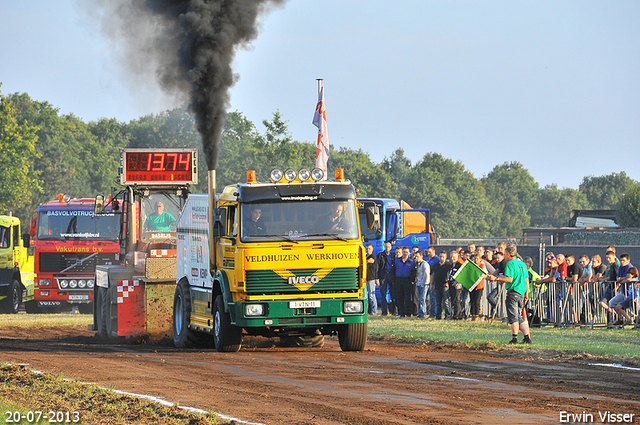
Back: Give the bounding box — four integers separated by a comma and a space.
304, 233, 349, 242
269, 235, 299, 243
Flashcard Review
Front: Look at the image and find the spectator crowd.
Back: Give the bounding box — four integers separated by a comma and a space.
365, 242, 640, 331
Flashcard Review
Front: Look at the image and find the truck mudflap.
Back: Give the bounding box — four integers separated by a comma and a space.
0, 268, 14, 297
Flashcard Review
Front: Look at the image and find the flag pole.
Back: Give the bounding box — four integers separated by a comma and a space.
313, 78, 329, 180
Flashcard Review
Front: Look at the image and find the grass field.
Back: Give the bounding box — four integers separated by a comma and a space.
0, 313, 92, 328
367, 315, 640, 358
0, 364, 223, 425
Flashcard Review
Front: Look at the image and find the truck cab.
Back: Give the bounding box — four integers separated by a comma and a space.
0, 216, 35, 313
30, 196, 120, 312
92, 148, 196, 338
358, 198, 436, 254
173, 168, 369, 352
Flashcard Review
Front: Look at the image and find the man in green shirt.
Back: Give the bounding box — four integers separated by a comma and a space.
144, 201, 176, 231
488, 244, 532, 344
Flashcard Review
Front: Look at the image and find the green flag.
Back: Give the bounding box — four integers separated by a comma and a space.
452, 260, 486, 291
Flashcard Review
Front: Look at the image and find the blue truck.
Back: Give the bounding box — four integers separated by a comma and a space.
357, 198, 436, 307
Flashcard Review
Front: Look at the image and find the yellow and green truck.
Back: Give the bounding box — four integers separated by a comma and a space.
173, 167, 372, 351
0, 215, 35, 314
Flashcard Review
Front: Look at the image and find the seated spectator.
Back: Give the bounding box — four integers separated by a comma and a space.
556, 253, 568, 280
577, 255, 592, 284
609, 254, 635, 326
612, 267, 639, 327
565, 254, 582, 283
591, 255, 607, 281
599, 251, 620, 319
494, 251, 506, 275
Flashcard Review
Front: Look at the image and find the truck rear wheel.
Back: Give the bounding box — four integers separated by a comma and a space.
1, 280, 21, 314
338, 322, 368, 351
213, 294, 242, 352
173, 279, 213, 348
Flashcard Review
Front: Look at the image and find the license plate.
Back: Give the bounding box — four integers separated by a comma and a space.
289, 300, 320, 309
68, 294, 89, 301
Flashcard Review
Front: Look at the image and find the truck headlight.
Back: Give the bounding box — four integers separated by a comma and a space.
59, 280, 69, 288
87, 280, 95, 288
245, 304, 265, 316
69, 280, 78, 288
343, 300, 364, 314
39, 278, 51, 287
270, 168, 283, 182
284, 168, 297, 182
78, 279, 87, 288
311, 168, 324, 181
298, 168, 311, 181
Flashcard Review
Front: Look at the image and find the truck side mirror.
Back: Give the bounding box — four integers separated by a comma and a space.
22, 233, 30, 249
366, 206, 381, 232
94, 195, 105, 215
30, 213, 37, 238
211, 208, 227, 237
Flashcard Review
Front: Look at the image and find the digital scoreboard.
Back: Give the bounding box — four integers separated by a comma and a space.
119, 148, 198, 185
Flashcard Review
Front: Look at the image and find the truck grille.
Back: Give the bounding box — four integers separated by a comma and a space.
39, 252, 119, 273
245, 267, 359, 294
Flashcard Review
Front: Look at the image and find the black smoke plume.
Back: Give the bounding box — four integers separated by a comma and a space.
89, 0, 286, 170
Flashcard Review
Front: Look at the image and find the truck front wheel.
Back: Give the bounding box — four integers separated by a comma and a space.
213, 294, 242, 352
338, 322, 368, 351
1, 280, 21, 314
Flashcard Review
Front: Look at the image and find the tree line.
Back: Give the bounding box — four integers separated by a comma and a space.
1, 89, 639, 237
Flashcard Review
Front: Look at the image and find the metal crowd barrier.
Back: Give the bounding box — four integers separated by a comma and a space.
518, 281, 638, 328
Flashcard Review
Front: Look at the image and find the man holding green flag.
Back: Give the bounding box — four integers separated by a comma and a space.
488, 244, 532, 344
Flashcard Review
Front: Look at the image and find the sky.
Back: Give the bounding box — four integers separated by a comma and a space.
2, 1, 639, 189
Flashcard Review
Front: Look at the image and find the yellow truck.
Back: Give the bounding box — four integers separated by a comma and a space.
0, 215, 35, 314
173, 168, 371, 351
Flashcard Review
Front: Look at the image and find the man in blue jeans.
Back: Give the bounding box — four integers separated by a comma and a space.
488, 244, 532, 344
376, 242, 396, 316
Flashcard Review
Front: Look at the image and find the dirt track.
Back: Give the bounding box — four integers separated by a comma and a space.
1, 325, 639, 425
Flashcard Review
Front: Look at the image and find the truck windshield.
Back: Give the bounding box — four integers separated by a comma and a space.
140, 193, 180, 240
241, 200, 359, 242
38, 211, 119, 241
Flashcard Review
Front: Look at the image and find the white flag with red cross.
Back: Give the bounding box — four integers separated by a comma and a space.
312, 82, 329, 179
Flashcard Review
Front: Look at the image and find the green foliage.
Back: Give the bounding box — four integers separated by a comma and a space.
564, 231, 640, 245
530, 184, 590, 228
381, 148, 411, 199
481, 162, 539, 236
0, 90, 40, 214
616, 182, 640, 227
579, 172, 636, 209
330, 147, 397, 198
2, 89, 639, 238
405, 153, 491, 237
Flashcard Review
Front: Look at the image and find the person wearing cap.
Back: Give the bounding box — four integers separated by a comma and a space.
488, 244, 532, 344
532, 253, 560, 323
144, 201, 176, 231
